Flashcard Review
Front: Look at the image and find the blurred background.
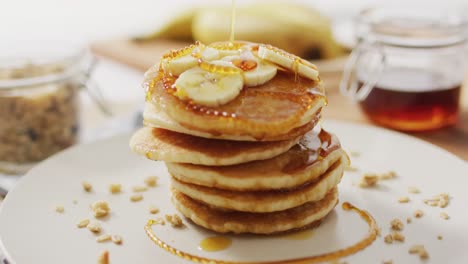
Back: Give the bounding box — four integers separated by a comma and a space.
1, 0, 467, 195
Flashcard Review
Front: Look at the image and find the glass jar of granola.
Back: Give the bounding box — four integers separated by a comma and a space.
0, 51, 106, 174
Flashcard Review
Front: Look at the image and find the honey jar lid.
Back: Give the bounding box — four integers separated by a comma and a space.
356, 7, 468, 47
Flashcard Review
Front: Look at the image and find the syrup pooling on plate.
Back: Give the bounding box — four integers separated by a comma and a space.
199, 236, 233, 252
144, 202, 378, 263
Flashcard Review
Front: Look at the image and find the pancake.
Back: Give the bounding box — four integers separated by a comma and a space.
145, 70, 326, 141
171, 156, 345, 213
172, 187, 339, 234
167, 130, 346, 191
143, 101, 321, 142
130, 127, 302, 166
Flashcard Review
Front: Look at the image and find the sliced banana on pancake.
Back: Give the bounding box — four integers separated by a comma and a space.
162, 46, 219, 76
258, 45, 319, 81
221, 53, 277, 87
174, 61, 244, 107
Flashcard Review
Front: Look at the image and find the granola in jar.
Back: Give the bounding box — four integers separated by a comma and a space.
0, 55, 86, 174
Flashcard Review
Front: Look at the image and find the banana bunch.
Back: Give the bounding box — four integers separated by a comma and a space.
164, 42, 319, 107
136, 3, 344, 60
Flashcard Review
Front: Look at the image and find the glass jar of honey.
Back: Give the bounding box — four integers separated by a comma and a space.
341, 7, 467, 131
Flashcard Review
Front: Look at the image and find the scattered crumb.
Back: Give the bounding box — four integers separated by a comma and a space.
98, 250, 109, 264
165, 214, 184, 228
376, 228, 381, 236
359, 174, 378, 188
96, 234, 112, 243
409, 244, 429, 260
419, 249, 429, 259
406, 217, 412, 224
132, 186, 148, 192
145, 176, 158, 187
425, 200, 438, 207
391, 231, 405, 242
438, 198, 449, 208
424, 193, 449, 208
87, 222, 102, 233
437, 235, 443, 240
384, 234, 393, 244
55, 205, 64, 213
130, 194, 143, 202
92, 200, 110, 218
414, 210, 424, 218
112, 235, 123, 245
82, 181, 92, 192
77, 218, 90, 228
345, 165, 359, 172
398, 196, 410, 203
440, 212, 449, 220
390, 218, 404, 231
349, 151, 360, 157
408, 186, 420, 194
109, 184, 122, 194
379, 171, 397, 180
382, 260, 393, 264
358, 171, 397, 188
149, 205, 160, 214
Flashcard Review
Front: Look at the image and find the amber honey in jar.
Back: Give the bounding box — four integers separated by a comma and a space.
341, 7, 467, 131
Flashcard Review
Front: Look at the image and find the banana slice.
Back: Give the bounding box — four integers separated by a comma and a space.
221, 54, 277, 87
258, 45, 319, 81
162, 47, 219, 76
208, 42, 243, 57
174, 61, 244, 107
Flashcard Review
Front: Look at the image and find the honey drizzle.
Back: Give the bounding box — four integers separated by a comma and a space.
283, 128, 340, 173
162, 44, 197, 60
144, 202, 378, 264
198, 60, 241, 74
209, 42, 245, 52
229, 0, 236, 44
232, 59, 258, 71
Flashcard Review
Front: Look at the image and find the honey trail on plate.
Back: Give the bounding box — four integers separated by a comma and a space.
144, 202, 379, 264
229, 0, 236, 44
199, 236, 233, 252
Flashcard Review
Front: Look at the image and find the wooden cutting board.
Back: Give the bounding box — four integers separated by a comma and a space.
91, 39, 468, 160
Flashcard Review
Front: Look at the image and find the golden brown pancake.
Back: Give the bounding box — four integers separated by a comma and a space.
130, 127, 302, 166
172, 187, 339, 234
167, 130, 346, 191
171, 156, 345, 213
143, 102, 321, 141
145, 70, 326, 141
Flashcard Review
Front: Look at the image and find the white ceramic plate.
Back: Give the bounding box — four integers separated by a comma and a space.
0, 120, 466, 264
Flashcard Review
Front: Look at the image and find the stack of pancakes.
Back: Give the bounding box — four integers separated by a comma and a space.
130, 46, 349, 234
